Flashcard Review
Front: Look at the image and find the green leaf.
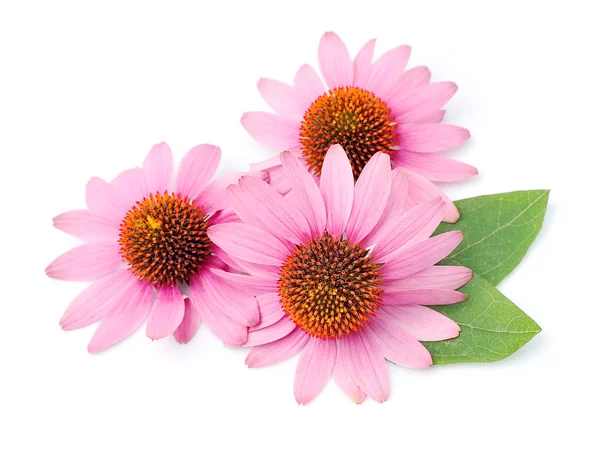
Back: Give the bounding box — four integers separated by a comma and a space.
435, 190, 549, 285
423, 276, 541, 364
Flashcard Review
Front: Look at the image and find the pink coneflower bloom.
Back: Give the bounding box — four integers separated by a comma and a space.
46, 143, 259, 352
208, 145, 471, 404
242, 31, 476, 222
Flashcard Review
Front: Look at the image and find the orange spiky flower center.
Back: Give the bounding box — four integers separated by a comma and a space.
278, 231, 383, 339
299, 86, 398, 179
119, 191, 211, 287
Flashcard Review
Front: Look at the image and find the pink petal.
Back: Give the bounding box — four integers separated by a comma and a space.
189, 277, 248, 346
235, 176, 311, 244
251, 293, 285, 331
264, 164, 293, 195
293, 64, 325, 110
399, 123, 470, 153
52, 210, 119, 242
146, 285, 185, 340
367, 315, 432, 368
393, 151, 477, 182
332, 341, 367, 404
111, 167, 147, 208
294, 338, 336, 404
381, 288, 467, 306
143, 142, 173, 195
201, 271, 259, 327
318, 31, 353, 89
381, 231, 463, 281
173, 297, 202, 344
395, 82, 458, 124
208, 223, 289, 266
46, 242, 122, 281
384, 265, 472, 291
60, 269, 134, 330
319, 145, 354, 237
365, 45, 411, 100
280, 151, 326, 237
346, 152, 392, 243
210, 268, 278, 294
381, 305, 460, 341
362, 167, 408, 247
258, 78, 304, 118
244, 316, 296, 347
246, 327, 309, 368
371, 198, 445, 262
412, 109, 446, 124
352, 38, 376, 87
197, 172, 261, 214
85, 177, 128, 222
241, 112, 300, 149
387, 66, 431, 109
341, 332, 389, 403
87, 280, 154, 353
175, 144, 220, 198
405, 170, 460, 222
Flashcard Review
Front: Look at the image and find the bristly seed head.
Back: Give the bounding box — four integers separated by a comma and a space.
278, 231, 383, 339
299, 86, 398, 179
119, 191, 211, 287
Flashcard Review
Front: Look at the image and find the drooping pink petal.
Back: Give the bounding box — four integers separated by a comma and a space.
244, 316, 296, 347
381, 305, 460, 341
46, 242, 122, 281
208, 223, 289, 266
235, 176, 311, 244
264, 164, 293, 195
175, 144, 220, 198
362, 167, 408, 247
332, 341, 367, 404
197, 171, 263, 214
395, 82, 458, 124
210, 268, 278, 294
341, 332, 389, 403
383, 265, 472, 291
241, 112, 300, 149
352, 38, 376, 87
111, 167, 147, 208
367, 316, 432, 369
346, 152, 392, 243
405, 170, 460, 222
380, 231, 463, 281
146, 285, 185, 340
294, 338, 336, 404
393, 151, 477, 182
365, 45, 411, 100
381, 288, 467, 306
387, 66, 431, 109
318, 32, 353, 89
189, 277, 248, 346
173, 297, 202, 344
87, 279, 154, 353
251, 293, 285, 331
293, 64, 326, 110
412, 109, 446, 124
258, 78, 305, 118
52, 210, 119, 242
280, 151, 326, 237
85, 177, 128, 222
246, 327, 309, 368
399, 123, 471, 153
319, 145, 354, 237
371, 198, 445, 262
143, 142, 173, 195
60, 269, 134, 330
201, 270, 259, 327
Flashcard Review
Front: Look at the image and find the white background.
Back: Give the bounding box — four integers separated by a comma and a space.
1, 1, 598, 453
